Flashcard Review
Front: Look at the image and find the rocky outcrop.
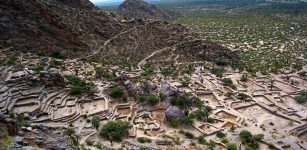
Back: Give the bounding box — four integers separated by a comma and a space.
165, 106, 185, 120
39, 68, 68, 87
160, 79, 175, 97
117, 0, 171, 20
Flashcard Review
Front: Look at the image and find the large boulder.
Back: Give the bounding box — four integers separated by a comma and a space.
160, 79, 174, 97
165, 106, 185, 120
39, 68, 68, 87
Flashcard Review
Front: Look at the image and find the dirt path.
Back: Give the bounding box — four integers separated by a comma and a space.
137, 47, 171, 69
77, 27, 138, 61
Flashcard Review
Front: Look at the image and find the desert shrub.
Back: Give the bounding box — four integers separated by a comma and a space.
207, 117, 215, 123
222, 78, 236, 89
254, 134, 264, 141
138, 96, 146, 102
216, 131, 226, 138
226, 92, 234, 97
268, 143, 276, 149
51, 51, 65, 59
95, 67, 115, 80
161, 67, 172, 76
211, 67, 224, 78
137, 137, 152, 143
197, 136, 207, 144
33, 62, 48, 73
239, 130, 253, 144
227, 143, 237, 150
295, 90, 307, 103
179, 130, 194, 139
216, 60, 229, 66
222, 137, 229, 144
85, 139, 94, 146
142, 63, 154, 77
170, 97, 192, 109
49, 59, 62, 68
208, 141, 216, 150
147, 94, 158, 105
91, 116, 100, 130
241, 74, 248, 82
6, 56, 18, 66
99, 121, 132, 143
169, 115, 194, 127
95, 142, 102, 149
109, 86, 124, 98
238, 93, 249, 101
17, 113, 27, 127
239, 130, 260, 149
180, 78, 189, 87
66, 75, 95, 96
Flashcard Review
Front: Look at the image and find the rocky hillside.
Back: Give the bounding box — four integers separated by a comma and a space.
117, 0, 171, 20
0, 0, 240, 66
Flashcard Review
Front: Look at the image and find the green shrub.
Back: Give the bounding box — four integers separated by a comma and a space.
241, 74, 248, 82
66, 75, 95, 96
222, 137, 229, 144
85, 139, 94, 146
147, 94, 158, 105
239, 130, 260, 149
49, 59, 62, 68
211, 67, 224, 78
161, 68, 172, 76
227, 143, 237, 150
142, 63, 154, 77
216, 131, 226, 138
95, 142, 102, 149
51, 51, 65, 59
100, 121, 132, 143
137, 137, 152, 143
295, 90, 307, 104
138, 96, 146, 102
109, 87, 124, 98
216, 60, 229, 66
239, 130, 253, 144
179, 130, 194, 139
238, 93, 249, 101
208, 141, 216, 150
95, 67, 115, 80
268, 143, 276, 149
197, 136, 206, 145
222, 78, 236, 89
207, 117, 215, 123
33, 62, 47, 73
254, 134, 264, 141
184, 131, 195, 139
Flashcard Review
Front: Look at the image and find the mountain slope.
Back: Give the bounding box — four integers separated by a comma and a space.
117, 0, 171, 20
0, 0, 240, 66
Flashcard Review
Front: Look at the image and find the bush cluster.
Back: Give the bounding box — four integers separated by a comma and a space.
66, 75, 95, 96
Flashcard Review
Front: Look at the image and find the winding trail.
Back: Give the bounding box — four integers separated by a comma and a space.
137, 47, 171, 69
77, 26, 138, 61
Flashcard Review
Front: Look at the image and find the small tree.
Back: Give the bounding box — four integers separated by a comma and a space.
100, 121, 132, 145
91, 116, 100, 130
